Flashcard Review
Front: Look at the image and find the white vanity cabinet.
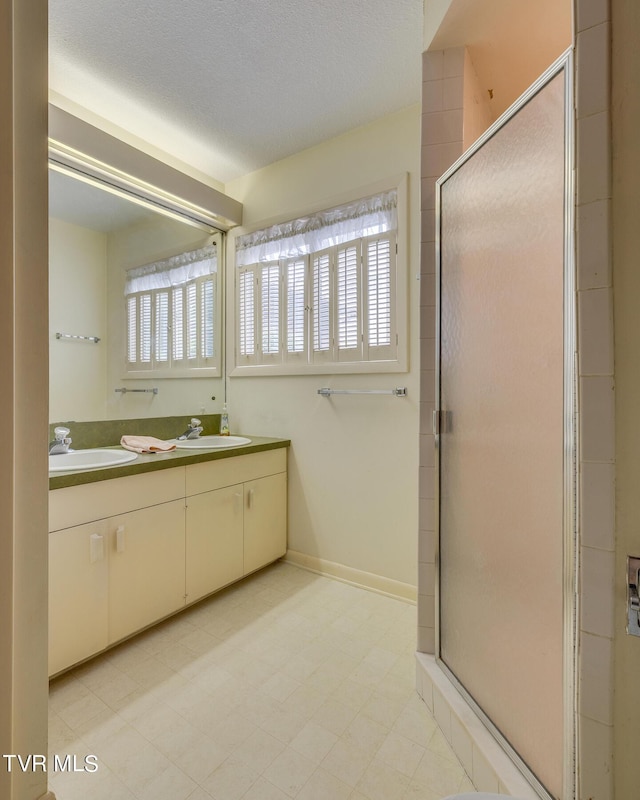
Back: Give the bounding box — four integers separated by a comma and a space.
49, 445, 288, 676
185, 449, 287, 602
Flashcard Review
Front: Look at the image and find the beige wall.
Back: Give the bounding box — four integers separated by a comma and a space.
0, 1, 50, 799
49, 218, 108, 422
423, 0, 455, 49
612, 0, 640, 796
462, 49, 495, 150
225, 106, 421, 593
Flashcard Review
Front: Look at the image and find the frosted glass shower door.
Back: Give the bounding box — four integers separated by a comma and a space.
437, 67, 569, 799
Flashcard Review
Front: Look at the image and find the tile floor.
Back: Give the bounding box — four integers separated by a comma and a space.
48, 561, 473, 800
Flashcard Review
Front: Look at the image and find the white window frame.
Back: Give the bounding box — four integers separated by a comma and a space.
230, 176, 408, 376
125, 243, 221, 378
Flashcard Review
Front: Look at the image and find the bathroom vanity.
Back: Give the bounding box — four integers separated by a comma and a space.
48, 439, 288, 676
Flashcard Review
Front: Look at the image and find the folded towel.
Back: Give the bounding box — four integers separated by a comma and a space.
120, 435, 177, 454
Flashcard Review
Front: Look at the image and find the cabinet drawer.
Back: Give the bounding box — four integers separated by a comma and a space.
49, 468, 185, 531
186, 449, 286, 497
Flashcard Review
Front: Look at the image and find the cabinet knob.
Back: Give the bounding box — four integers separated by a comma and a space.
89, 533, 104, 563
247, 488, 255, 509
116, 525, 126, 553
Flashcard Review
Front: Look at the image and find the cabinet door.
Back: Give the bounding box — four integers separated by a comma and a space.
185, 484, 244, 603
243, 472, 287, 575
108, 499, 186, 644
49, 520, 109, 675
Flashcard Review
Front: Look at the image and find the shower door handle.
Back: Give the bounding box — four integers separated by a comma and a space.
432, 410, 453, 435
627, 556, 640, 636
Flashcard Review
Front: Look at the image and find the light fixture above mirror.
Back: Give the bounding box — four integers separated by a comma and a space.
49, 104, 242, 232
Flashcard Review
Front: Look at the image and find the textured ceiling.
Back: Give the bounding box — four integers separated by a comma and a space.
49, 0, 424, 183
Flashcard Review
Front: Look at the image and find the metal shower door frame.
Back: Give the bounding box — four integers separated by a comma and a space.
433, 49, 576, 800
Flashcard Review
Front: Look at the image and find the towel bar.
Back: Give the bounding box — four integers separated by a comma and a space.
55, 332, 100, 343
317, 387, 407, 397
115, 387, 159, 395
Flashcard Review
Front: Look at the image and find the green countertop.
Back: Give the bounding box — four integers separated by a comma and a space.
49, 436, 290, 490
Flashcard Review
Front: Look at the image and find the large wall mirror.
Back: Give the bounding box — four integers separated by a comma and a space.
48, 106, 242, 424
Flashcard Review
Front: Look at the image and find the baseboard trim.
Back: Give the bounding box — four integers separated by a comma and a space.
284, 549, 417, 602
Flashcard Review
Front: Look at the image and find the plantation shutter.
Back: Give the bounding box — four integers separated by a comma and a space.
238, 267, 256, 362
234, 188, 399, 370
172, 287, 185, 363
364, 233, 396, 360
127, 297, 137, 364
201, 277, 216, 361
124, 243, 219, 373
312, 250, 333, 363
337, 243, 362, 361
139, 295, 152, 363
155, 292, 170, 363
186, 283, 197, 360
285, 257, 307, 363
125, 293, 153, 370
260, 263, 281, 362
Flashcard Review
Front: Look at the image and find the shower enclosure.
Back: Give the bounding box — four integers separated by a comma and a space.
435, 54, 575, 800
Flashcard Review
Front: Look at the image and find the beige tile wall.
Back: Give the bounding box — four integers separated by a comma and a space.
417, 47, 465, 654
575, 0, 615, 797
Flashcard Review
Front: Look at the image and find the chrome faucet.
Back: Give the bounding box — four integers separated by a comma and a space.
177, 418, 203, 440
49, 426, 72, 455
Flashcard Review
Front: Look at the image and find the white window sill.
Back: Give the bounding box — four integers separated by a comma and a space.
229, 359, 407, 377
122, 367, 220, 379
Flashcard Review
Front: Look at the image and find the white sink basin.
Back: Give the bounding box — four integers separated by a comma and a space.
172, 435, 252, 450
49, 448, 138, 472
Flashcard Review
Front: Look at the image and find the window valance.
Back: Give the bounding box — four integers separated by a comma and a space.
124, 244, 217, 295
235, 190, 397, 266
